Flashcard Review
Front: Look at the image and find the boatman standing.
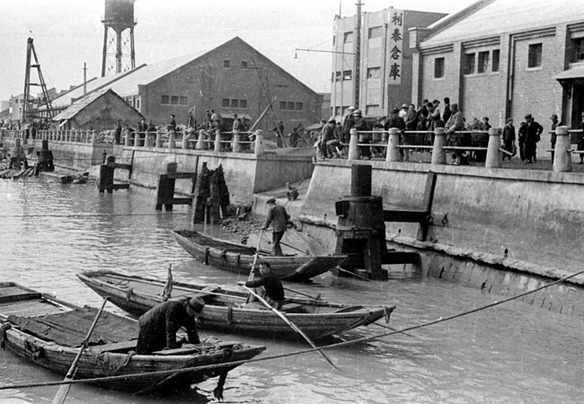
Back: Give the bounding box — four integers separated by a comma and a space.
136, 297, 205, 354
264, 197, 291, 256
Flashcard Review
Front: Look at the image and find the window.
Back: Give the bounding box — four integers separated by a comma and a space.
287, 101, 295, 110
434, 57, 445, 78
528, 43, 542, 68
368, 26, 383, 39
241, 61, 248, 69
279, 101, 286, 110
334, 106, 341, 116
492, 49, 500, 72
295, 102, 303, 111
478, 51, 489, 73
365, 104, 380, 116
344, 31, 354, 43
335, 71, 342, 82
576, 38, 584, 61
170, 96, 179, 105
464, 53, 476, 75
343, 70, 353, 80
223, 60, 231, 68
135, 98, 141, 110
279, 101, 302, 111
367, 67, 381, 79
230, 99, 239, 108
161, 95, 170, 105
239, 99, 247, 108
222, 98, 230, 108
179, 96, 188, 105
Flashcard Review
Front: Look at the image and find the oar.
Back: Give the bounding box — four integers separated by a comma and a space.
52, 297, 109, 404
283, 286, 321, 301
336, 266, 372, 282
244, 229, 264, 304
242, 285, 339, 371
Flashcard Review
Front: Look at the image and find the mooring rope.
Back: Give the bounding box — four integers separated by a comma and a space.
1, 267, 583, 392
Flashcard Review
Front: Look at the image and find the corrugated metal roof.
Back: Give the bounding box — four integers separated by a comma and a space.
52, 88, 112, 120
422, 0, 582, 48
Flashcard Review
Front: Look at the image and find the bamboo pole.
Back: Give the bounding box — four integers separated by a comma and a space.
242, 285, 339, 371
52, 297, 109, 404
245, 229, 264, 304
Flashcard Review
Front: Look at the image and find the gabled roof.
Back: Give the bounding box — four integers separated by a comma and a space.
422, 0, 583, 48
52, 88, 143, 121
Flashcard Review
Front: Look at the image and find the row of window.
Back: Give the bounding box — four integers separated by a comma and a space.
223, 60, 249, 69
279, 101, 303, 111
161, 95, 188, 106
222, 98, 248, 109
331, 70, 353, 82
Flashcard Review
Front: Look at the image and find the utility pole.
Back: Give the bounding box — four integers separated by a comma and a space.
83, 63, 88, 95
354, 0, 362, 110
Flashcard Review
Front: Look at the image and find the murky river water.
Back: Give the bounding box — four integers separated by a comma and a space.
1, 177, 584, 404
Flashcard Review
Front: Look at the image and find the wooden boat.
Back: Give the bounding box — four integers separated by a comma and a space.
172, 230, 347, 282
77, 270, 395, 341
0, 282, 265, 394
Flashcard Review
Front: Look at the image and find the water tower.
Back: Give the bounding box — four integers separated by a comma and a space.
101, 0, 136, 77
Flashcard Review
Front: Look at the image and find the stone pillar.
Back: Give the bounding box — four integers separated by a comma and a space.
91, 130, 97, 144
347, 128, 360, 160
431, 127, 446, 165
232, 130, 241, 153
155, 131, 163, 148
168, 130, 175, 149
385, 128, 401, 162
196, 130, 206, 150
553, 126, 572, 172
254, 130, 264, 155
485, 127, 502, 168
214, 129, 222, 152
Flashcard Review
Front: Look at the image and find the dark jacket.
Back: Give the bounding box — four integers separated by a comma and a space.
265, 204, 290, 233
245, 272, 285, 303
136, 300, 200, 354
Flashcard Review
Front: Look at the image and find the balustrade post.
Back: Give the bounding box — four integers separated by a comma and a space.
232, 130, 241, 153
485, 128, 503, 168
214, 129, 222, 151
168, 130, 175, 149
431, 127, 446, 165
196, 130, 206, 150
253, 130, 264, 155
553, 126, 572, 172
385, 128, 401, 162
347, 128, 360, 160
155, 130, 163, 148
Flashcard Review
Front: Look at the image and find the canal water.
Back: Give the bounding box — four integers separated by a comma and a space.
1, 177, 583, 404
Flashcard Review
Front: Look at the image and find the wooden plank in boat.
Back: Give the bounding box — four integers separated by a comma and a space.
89, 340, 137, 353
0, 285, 42, 304
152, 341, 239, 355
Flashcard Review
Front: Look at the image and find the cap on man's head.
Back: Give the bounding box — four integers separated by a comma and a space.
524, 114, 532, 119
401, 104, 408, 109
328, 116, 336, 123
187, 297, 205, 313
551, 113, 558, 119
266, 197, 276, 204
353, 109, 362, 115
348, 106, 355, 111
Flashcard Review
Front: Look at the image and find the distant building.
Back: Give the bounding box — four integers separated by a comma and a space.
320, 93, 331, 120
52, 88, 144, 131
411, 0, 584, 144
330, 7, 446, 118
49, 37, 323, 132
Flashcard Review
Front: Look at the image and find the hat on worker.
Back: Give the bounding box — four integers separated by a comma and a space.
353, 109, 362, 115
524, 113, 532, 119
187, 297, 205, 313
551, 113, 558, 119
266, 197, 276, 204
328, 116, 336, 123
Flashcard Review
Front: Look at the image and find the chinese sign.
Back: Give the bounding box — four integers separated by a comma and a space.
388, 8, 404, 85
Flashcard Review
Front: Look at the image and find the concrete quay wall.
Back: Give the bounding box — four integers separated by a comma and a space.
298, 160, 584, 275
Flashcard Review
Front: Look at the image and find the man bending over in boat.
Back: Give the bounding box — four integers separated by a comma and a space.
264, 197, 293, 256
136, 297, 205, 354
239, 263, 285, 310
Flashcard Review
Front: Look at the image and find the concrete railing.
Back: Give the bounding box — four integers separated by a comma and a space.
342, 126, 580, 172
0, 128, 267, 156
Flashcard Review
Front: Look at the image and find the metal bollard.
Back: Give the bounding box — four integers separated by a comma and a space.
485, 127, 502, 168
385, 128, 401, 162
553, 126, 572, 172
431, 127, 446, 165
347, 128, 359, 160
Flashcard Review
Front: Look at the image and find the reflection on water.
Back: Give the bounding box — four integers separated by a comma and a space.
1, 178, 584, 403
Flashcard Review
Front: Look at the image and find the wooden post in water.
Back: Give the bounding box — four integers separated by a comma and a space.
99, 155, 116, 193
156, 162, 196, 211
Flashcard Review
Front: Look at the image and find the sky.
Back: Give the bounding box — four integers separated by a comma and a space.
0, 0, 477, 103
